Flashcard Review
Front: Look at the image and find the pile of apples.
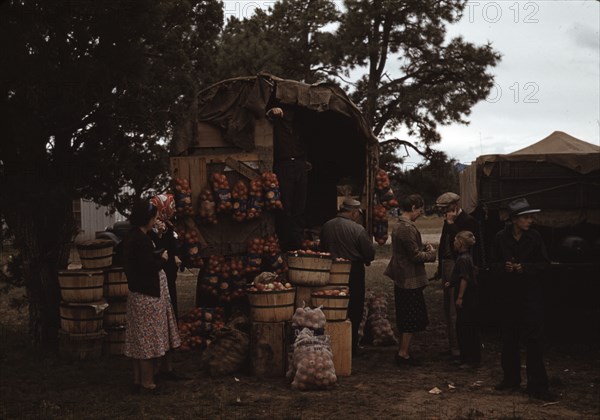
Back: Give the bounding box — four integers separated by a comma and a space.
211, 173, 232, 213
246, 272, 293, 293
263, 234, 282, 256
247, 178, 263, 219
312, 287, 349, 297
198, 188, 217, 225
301, 239, 320, 251
231, 180, 249, 222
261, 172, 283, 210
178, 307, 225, 351
174, 178, 194, 217
373, 204, 389, 245
375, 169, 399, 209
246, 237, 265, 273
198, 255, 248, 303
288, 249, 332, 258
175, 222, 203, 267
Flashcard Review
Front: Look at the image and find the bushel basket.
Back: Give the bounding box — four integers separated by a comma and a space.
104, 267, 128, 299
328, 260, 351, 286
60, 300, 106, 333
58, 270, 105, 303
247, 288, 295, 322
311, 287, 350, 322
77, 239, 114, 269
287, 253, 332, 286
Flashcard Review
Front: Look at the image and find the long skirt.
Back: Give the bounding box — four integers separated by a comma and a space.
124, 270, 181, 359
394, 286, 429, 333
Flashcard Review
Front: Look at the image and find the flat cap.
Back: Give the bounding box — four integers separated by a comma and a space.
435, 192, 460, 207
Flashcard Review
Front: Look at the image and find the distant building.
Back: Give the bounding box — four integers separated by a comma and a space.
73, 199, 126, 243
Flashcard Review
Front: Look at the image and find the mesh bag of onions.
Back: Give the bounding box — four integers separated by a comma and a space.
292, 305, 327, 332
288, 328, 337, 391
366, 292, 398, 346
200, 327, 249, 376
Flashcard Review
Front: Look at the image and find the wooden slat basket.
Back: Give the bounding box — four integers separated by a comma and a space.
104, 267, 128, 299
103, 326, 126, 356
287, 253, 332, 286
60, 301, 106, 333
103, 300, 127, 328
247, 288, 296, 322
77, 239, 114, 269
311, 287, 350, 322
58, 270, 105, 303
58, 329, 106, 361
328, 260, 351, 286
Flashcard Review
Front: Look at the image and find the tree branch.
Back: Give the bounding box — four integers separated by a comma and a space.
380, 138, 432, 160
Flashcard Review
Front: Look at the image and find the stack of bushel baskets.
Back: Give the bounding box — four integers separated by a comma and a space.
247, 278, 296, 377
102, 266, 128, 356
57, 239, 113, 360
287, 252, 352, 376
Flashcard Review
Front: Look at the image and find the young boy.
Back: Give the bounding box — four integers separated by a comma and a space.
447, 230, 480, 368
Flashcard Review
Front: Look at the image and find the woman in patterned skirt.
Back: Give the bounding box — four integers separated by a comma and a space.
385, 194, 437, 366
122, 199, 181, 392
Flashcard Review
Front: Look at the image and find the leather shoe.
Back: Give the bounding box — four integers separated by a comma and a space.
395, 353, 422, 366
528, 389, 558, 402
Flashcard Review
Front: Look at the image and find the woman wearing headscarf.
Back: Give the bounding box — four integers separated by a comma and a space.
149, 194, 182, 318
122, 199, 181, 393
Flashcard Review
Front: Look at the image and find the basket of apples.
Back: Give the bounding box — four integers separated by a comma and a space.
311, 286, 350, 322
246, 272, 295, 322
286, 250, 332, 286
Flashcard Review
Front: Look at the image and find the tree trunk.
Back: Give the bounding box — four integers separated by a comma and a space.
10, 196, 75, 348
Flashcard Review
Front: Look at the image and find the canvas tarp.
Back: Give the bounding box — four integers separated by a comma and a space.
459, 131, 600, 224
171, 73, 379, 156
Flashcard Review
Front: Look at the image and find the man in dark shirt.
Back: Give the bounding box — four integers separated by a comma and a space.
320, 198, 375, 356
435, 192, 481, 359
267, 103, 309, 251
491, 198, 554, 401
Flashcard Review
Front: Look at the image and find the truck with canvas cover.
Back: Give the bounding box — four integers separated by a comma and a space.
459, 131, 600, 339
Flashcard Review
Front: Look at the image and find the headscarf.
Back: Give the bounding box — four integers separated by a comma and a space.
150, 194, 175, 222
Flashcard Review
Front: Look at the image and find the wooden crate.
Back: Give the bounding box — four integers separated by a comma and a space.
250, 321, 290, 377
294, 286, 314, 309
325, 320, 352, 376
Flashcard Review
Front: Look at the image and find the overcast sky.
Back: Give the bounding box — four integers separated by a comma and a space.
223, 0, 600, 166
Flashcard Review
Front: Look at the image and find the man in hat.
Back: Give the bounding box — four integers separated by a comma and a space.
320, 198, 375, 356
435, 192, 481, 360
491, 197, 554, 401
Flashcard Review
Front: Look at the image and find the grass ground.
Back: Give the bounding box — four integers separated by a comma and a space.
1, 216, 599, 419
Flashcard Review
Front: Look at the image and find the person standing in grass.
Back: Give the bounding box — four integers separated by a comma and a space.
448, 230, 480, 369
122, 199, 181, 393
385, 194, 437, 366
491, 198, 555, 401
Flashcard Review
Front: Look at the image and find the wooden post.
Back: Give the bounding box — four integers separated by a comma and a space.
325, 320, 352, 376
295, 286, 313, 309
250, 321, 289, 377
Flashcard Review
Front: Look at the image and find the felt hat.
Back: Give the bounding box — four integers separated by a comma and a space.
507, 197, 541, 218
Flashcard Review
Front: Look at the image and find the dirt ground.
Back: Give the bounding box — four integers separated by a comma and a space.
1, 217, 599, 419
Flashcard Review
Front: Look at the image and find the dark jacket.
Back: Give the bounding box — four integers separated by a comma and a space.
490, 224, 550, 308
438, 210, 482, 273
320, 214, 375, 264
149, 228, 180, 283
385, 216, 437, 289
123, 227, 165, 297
